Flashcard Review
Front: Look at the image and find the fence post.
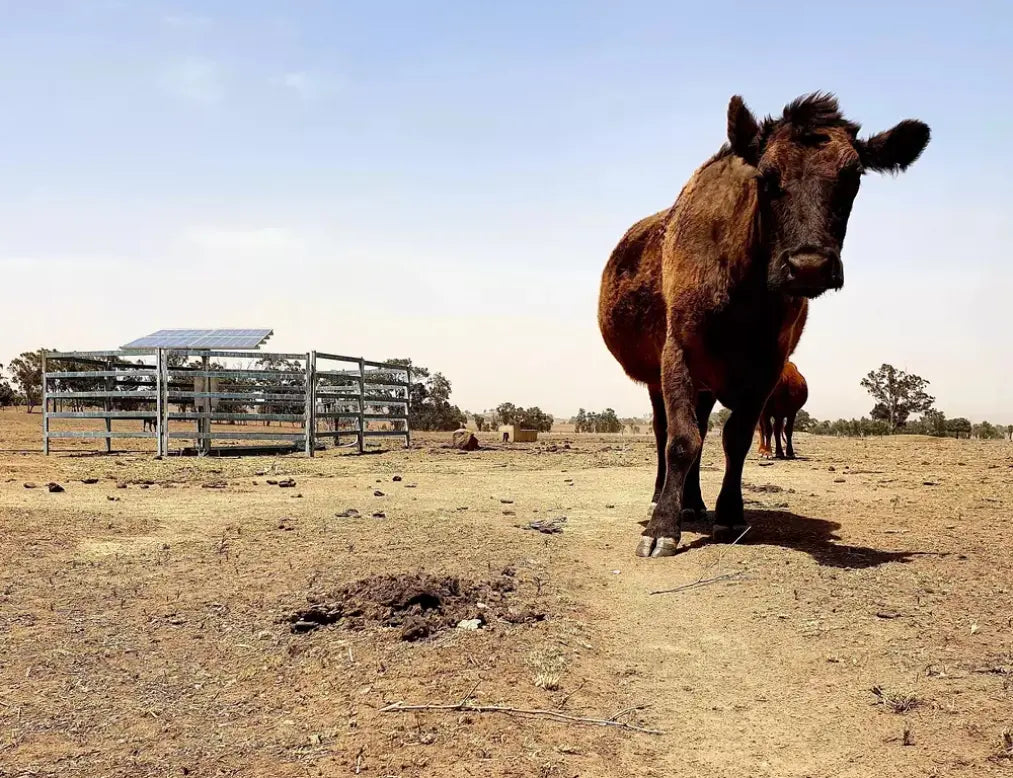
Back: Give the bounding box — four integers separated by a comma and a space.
405, 366, 412, 448
156, 349, 165, 457
357, 358, 365, 454
41, 350, 49, 455
104, 357, 113, 454
305, 351, 315, 457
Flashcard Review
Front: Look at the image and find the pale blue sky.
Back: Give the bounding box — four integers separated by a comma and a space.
1, 1, 1010, 421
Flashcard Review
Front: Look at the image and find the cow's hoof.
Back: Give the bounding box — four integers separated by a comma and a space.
636, 535, 680, 558
711, 523, 749, 544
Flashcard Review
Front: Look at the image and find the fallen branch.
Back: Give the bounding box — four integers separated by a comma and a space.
378, 700, 663, 735
649, 571, 746, 596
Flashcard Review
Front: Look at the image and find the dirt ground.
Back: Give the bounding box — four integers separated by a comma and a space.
1, 406, 1012, 777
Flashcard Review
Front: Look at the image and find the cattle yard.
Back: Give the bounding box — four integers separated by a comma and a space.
1, 407, 1011, 777
41, 348, 411, 457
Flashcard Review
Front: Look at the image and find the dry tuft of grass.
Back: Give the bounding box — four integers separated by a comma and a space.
994, 728, 1013, 761
527, 646, 569, 692
872, 685, 921, 714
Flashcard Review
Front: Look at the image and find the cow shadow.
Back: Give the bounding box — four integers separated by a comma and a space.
640, 509, 932, 569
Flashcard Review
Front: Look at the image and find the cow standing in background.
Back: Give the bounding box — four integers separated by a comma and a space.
758, 361, 808, 460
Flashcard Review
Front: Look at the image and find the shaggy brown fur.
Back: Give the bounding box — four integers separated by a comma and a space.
598, 92, 930, 557
758, 361, 808, 460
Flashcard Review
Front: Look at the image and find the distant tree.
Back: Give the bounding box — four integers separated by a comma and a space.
383, 359, 466, 432
0, 362, 15, 407
871, 402, 908, 428
472, 413, 488, 432
9, 350, 49, 413
972, 421, 1003, 440
516, 406, 554, 432
793, 409, 814, 432
493, 403, 519, 427
945, 417, 972, 439
920, 409, 947, 437
860, 364, 934, 432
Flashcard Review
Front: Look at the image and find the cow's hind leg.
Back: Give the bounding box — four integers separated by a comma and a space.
638, 341, 700, 558
648, 385, 666, 507
681, 391, 716, 523
785, 411, 798, 459
773, 416, 786, 459
713, 396, 767, 543
758, 414, 773, 458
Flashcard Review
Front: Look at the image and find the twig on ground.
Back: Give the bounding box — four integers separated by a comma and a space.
557, 679, 586, 709
378, 700, 663, 735
650, 526, 751, 596
459, 681, 481, 706
649, 571, 747, 596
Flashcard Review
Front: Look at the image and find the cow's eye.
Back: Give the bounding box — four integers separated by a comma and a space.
759, 169, 784, 198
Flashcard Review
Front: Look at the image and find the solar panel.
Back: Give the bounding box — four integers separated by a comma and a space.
122, 329, 273, 350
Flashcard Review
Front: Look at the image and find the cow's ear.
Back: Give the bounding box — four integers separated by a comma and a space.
727, 95, 761, 165
857, 120, 930, 174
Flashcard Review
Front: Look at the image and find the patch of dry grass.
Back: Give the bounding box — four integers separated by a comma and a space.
872, 685, 922, 714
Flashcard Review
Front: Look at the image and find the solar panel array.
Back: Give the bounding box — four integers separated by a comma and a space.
122, 329, 273, 350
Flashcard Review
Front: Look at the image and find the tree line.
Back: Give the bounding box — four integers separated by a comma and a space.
704, 363, 1011, 440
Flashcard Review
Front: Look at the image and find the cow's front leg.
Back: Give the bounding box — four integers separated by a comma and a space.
713, 395, 768, 543
638, 340, 700, 558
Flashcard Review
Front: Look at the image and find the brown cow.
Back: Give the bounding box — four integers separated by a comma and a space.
758, 361, 808, 460
598, 92, 929, 557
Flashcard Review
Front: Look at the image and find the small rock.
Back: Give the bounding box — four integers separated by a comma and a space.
47, 482, 65, 493
374, 490, 385, 497
256, 630, 272, 640
81, 478, 99, 485
606, 504, 615, 509
524, 516, 567, 534
834, 478, 846, 483
392, 475, 403, 482
202, 481, 227, 489
828, 466, 836, 472
23, 482, 37, 489
107, 496, 120, 502
456, 618, 483, 631
266, 479, 278, 485
278, 479, 296, 488
255, 470, 267, 477
336, 509, 361, 518
503, 510, 515, 516
500, 499, 514, 504
372, 511, 386, 519
116, 482, 128, 489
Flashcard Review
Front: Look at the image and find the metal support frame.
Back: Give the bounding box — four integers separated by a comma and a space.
42, 348, 410, 457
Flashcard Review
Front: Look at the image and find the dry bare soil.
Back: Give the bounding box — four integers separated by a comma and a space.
1, 407, 1012, 777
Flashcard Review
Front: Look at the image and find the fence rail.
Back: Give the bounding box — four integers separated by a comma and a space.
42, 349, 411, 456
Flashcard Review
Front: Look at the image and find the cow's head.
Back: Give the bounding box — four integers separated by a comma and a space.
727, 92, 930, 298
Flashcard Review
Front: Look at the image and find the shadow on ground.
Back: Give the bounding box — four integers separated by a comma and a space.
642, 509, 939, 569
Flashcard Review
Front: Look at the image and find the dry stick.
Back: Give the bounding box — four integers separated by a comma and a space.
649, 526, 751, 596
378, 701, 664, 735
649, 571, 746, 596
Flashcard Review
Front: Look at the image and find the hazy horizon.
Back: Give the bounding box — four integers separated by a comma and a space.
2, 2, 1010, 424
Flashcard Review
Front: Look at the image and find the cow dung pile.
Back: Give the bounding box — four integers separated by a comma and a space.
287, 569, 543, 641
